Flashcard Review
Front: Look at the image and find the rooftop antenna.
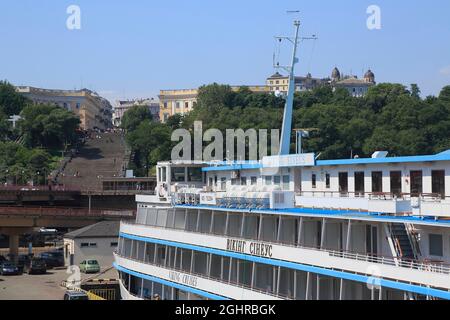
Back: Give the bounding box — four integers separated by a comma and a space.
276, 13, 318, 155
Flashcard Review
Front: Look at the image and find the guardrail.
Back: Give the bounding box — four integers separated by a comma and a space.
297, 191, 448, 201
0, 185, 80, 192
122, 220, 450, 277
115, 253, 289, 300
0, 206, 135, 218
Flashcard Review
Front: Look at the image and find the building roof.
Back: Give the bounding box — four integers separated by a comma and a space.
268, 72, 284, 79
64, 221, 120, 239
202, 150, 450, 172
335, 77, 373, 86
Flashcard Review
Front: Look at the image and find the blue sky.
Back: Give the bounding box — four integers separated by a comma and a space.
0, 0, 449, 103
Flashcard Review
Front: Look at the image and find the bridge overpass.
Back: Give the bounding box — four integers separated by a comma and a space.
0, 206, 135, 263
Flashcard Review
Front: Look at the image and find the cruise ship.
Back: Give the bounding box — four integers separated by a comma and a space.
113, 21, 450, 300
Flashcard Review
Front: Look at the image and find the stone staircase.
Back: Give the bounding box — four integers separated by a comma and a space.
57, 132, 127, 191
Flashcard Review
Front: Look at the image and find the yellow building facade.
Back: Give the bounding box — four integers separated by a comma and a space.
158, 85, 269, 122
16, 86, 113, 130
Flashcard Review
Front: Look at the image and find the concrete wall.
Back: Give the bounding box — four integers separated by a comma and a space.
64, 236, 119, 268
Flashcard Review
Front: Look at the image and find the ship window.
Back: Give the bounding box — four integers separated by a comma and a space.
339, 172, 348, 195
274, 176, 281, 186
156, 209, 167, 227
171, 167, 185, 182
312, 174, 317, 189
282, 175, 290, 190
325, 174, 330, 189
390, 171, 402, 197
187, 167, 202, 182
279, 267, 295, 299
185, 211, 198, 232
254, 264, 276, 294
238, 260, 253, 287
198, 210, 212, 233
431, 170, 445, 199
410, 171, 423, 196
242, 214, 259, 240
355, 172, 365, 196
193, 251, 207, 275
173, 209, 186, 230
371, 172, 382, 193
260, 216, 277, 242
145, 243, 155, 264
181, 249, 192, 272
210, 255, 222, 279
429, 234, 443, 257
212, 211, 226, 235
220, 177, 226, 190
265, 176, 272, 185
251, 177, 257, 185
227, 213, 243, 237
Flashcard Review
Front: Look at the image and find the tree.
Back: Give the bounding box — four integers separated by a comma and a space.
126, 121, 172, 176
410, 84, 421, 99
439, 86, 450, 103
0, 81, 29, 116
165, 114, 184, 130
121, 105, 153, 132
19, 104, 80, 149
0, 142, 52, 184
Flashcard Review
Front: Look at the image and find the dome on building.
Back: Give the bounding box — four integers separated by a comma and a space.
331, 67, 341, 81
364, 69, 375, 82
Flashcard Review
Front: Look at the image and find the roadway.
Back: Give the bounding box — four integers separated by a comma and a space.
0, 267, 118, 300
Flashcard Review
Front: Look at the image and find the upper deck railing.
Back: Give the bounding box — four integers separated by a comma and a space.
298, 191, 448, 201
122, 220, 450, 277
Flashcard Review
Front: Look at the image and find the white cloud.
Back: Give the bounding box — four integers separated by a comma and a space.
439, 65, 450, 76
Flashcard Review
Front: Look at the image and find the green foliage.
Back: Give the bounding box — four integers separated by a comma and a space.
126, 121, 172, 176
121, 105, 153, 132
125, 82, 450, 174
0, 142, 52, 184
0, 81, 30, 116
19, 104, 80, 149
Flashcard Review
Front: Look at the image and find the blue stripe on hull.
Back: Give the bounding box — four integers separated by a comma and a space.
118, 232, 450, 300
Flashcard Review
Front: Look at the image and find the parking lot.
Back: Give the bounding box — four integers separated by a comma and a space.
0, 267, 118, 300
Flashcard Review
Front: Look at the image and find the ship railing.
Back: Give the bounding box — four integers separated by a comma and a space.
114, 252, 291, 300
122, 220, 450, 276
298, 191, 448, 202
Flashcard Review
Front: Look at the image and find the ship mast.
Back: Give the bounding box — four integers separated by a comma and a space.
279, 20, 301, 155
277, 19, 317, 155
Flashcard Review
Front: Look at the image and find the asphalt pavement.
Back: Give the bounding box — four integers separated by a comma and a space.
0, 267, 118, 300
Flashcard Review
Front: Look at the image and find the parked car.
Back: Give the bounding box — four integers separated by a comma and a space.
17, 255, 32, 273
24, 258, 47, 275
79, 259, 100, 274
0, 262, 21, 275
39, 251, 64, 268
63, 290, 89, 300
